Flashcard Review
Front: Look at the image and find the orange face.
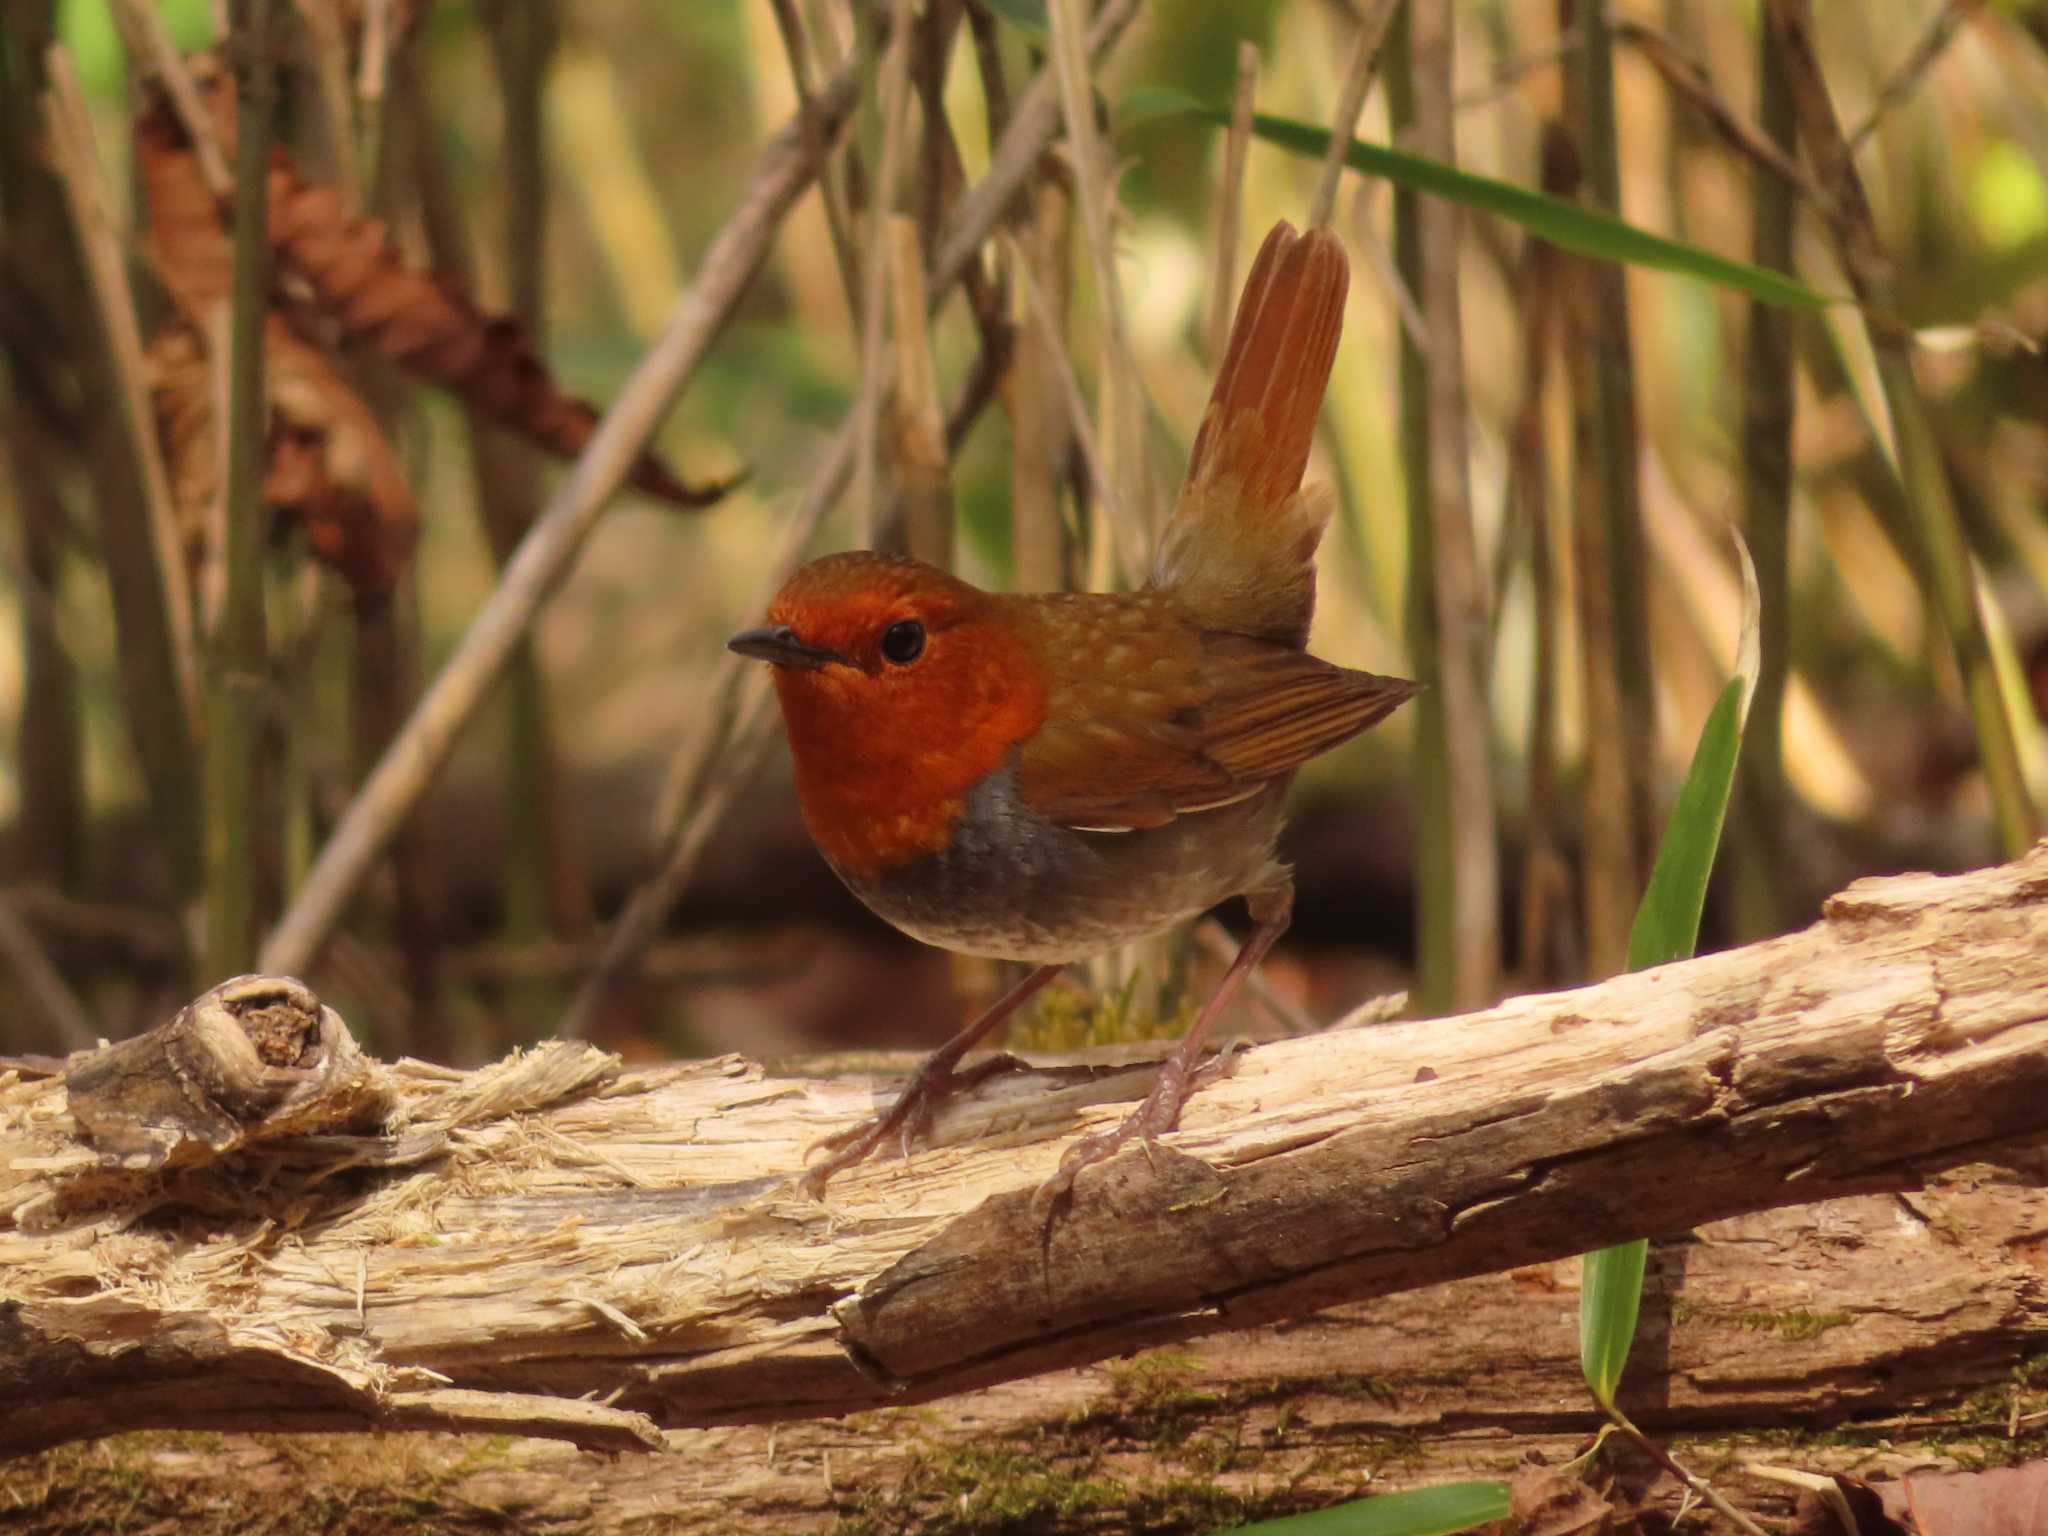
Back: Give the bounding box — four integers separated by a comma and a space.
730, 552, 1047, 879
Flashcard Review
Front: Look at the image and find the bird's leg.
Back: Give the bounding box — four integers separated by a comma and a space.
802, 962, 1063, 1197
1040, 889, 1291, 1207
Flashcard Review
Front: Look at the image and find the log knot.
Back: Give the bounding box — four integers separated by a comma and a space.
63, 974, 387, 1172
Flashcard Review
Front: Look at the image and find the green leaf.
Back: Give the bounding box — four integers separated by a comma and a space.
1580, 1239, 1649, 1411
1625, 531, 1762, 972
1119, 89, 1830, 311
1216, 1480, 1512, 1536
1579, 532, 1762, 1410
978, 0, 1048, 39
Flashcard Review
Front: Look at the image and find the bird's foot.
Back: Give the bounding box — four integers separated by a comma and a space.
801, 1051, 1030, 1198
1034, 1043, 1242, 1214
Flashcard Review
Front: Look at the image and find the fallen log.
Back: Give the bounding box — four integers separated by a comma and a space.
3, 848, 2046, 1461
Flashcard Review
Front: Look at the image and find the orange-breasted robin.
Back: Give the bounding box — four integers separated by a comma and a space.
730, 220, 1417, 1198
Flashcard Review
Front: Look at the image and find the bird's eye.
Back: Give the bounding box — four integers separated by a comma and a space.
880, 619, 926, 665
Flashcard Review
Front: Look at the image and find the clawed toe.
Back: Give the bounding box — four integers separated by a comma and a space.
799, 1051, 1033, 1198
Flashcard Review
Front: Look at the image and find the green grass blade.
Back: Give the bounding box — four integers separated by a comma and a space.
1627, 532, 1762, 971
1216, 1480, 1512, 1536
1624, 677, 1746, 971
1581, 532, 1762, 1408
1120, 89, 1830, 311
1580, 1239, 1650, 1411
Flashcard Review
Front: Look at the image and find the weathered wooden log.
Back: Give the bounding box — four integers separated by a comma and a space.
3, 848, 2046, 1461
8, 1168, 2048, 1531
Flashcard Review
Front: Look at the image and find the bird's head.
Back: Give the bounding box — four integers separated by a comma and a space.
728, 551, 1047, 878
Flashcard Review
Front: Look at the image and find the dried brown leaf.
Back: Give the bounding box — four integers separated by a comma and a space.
134, 63, 734, 512
1881, 1461, 2048, 1536
148, 317, 417, 599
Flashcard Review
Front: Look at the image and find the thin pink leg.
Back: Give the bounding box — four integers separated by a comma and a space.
1040, 911, 1288, 1206
803, 963, 1062, 1197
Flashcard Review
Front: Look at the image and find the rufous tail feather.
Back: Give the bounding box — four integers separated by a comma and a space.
1152, 220, 1349, 647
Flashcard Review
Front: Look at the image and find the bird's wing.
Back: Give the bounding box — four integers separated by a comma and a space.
1014, 634, 1418, 832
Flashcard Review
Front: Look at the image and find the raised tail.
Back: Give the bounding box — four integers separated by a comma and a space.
1153, 220, 1349, 647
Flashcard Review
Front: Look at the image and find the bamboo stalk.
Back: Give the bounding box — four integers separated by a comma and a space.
201, 0, 281, 983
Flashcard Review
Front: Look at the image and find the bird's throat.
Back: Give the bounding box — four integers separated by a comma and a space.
772, 638, 1047, 883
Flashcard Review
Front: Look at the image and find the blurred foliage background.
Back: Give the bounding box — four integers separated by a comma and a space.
2, 0, 2045, 1068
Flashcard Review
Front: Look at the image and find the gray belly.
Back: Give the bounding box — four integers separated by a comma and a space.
828, 767, 1288, 963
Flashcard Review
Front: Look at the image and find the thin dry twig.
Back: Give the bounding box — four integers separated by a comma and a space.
1452, 31, 1581, 110
108, 0, 232, 197
1207, 40, 1258, 364
888, 215, 954, 568
1308, 0, 1399, 231
1616, 19, 1824, 208
1846, 0, 1972, 154
41, 47, 203, 740
1609, 1411, 1773, 1536
1350, 181, 1427, 354
0, 897, 99, 1053
768, 0, 862, 313
563, 670, 778, 1041
1006, 234, 1139, 575
290, 0, 363, 208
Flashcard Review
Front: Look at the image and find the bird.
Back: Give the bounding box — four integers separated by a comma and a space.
728, 220, 1418, 1201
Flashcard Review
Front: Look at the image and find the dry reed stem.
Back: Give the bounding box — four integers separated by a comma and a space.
1208, 40, 1258, 363
1008, 180, 1074, 593
851, 0, 919, 546
887, 214, 954, 569
290, 0, 363, 209
1410, 4, 1500, 1010
1348, 183, 1427, 354
1307, 0, 1399, 232
1846, 0, 1971, 153
1046, 0, 1149, 576
561, 670, 778, 1042
1006, 234, 1139, 574
767, 0, 863, 315
40, 48, 203, 742
1616, 20, 1823, 210
107, 0, 232, 196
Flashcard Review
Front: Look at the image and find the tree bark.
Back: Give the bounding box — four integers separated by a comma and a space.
4, 849, 2047, 1465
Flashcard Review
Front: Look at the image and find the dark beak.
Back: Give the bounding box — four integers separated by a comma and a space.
726, 625, 842, 671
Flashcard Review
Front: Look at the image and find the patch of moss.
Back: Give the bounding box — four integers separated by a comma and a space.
839, 1442, 1127, 1535
1006, 976, 1194, 1052
1734, 1309, 1854, 1342
4, 1432, 521, 1536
